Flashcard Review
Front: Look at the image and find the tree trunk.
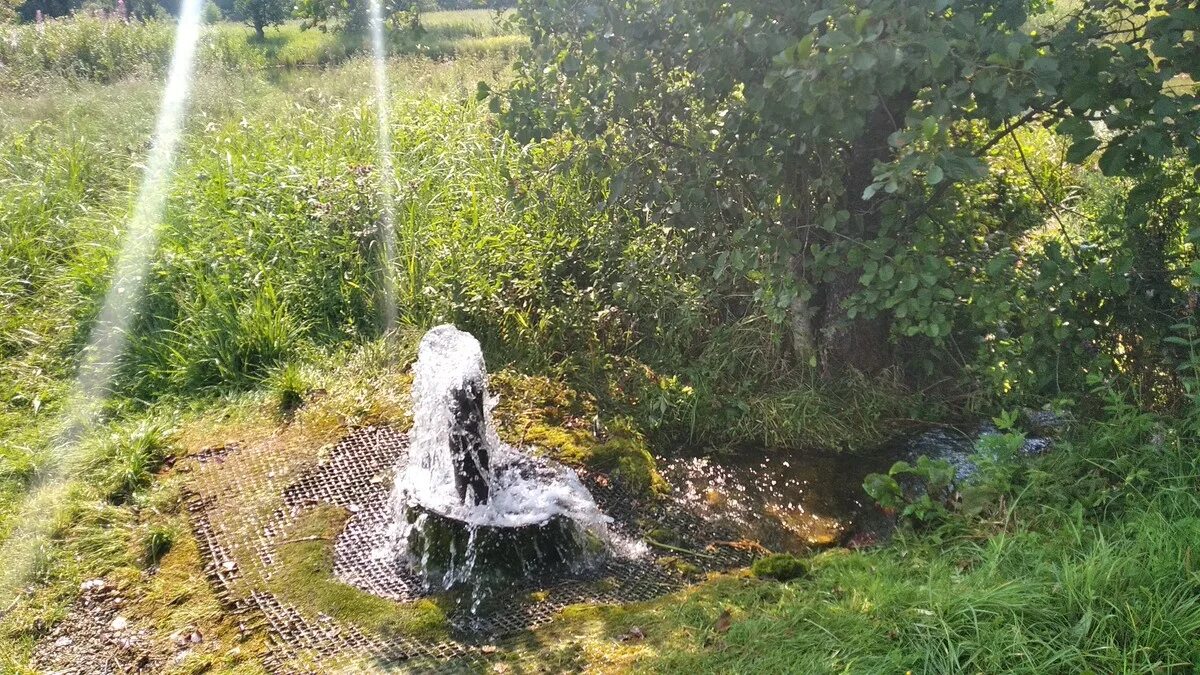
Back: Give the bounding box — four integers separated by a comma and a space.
797, 91, 914, 378
254, 19, 265, 40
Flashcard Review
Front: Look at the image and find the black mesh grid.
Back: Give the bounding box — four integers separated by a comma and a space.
185, 426, 757, 672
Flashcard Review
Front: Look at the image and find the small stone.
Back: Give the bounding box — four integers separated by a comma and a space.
54, 636, 73, 648
620, 626, 645, 642
713, 609, 732, 634
188, 629, 203, 644
220, 560, 237, 572
109, 616, 128, 631
480, 645, 498, 654
79, 579, 106, 593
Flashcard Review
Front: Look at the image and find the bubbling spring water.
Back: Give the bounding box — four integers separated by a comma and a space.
387, 325, 617, 603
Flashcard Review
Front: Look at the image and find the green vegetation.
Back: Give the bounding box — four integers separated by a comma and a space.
512, 401, 1200, 673
749, 553, 808, 582
505, 0, 1200, 398
1, 1, 1199, 672
0, 11, 524, 89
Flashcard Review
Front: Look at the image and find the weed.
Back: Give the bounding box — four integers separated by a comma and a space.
268, 363, 309, 415
140, 521, 177, 566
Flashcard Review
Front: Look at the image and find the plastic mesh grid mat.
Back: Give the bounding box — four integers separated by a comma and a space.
186, 426, 757, 672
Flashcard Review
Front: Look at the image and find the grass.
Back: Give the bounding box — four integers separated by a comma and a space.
0, 11, 526, 90
505, 403, 1200, 673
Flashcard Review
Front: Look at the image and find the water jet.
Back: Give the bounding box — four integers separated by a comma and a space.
389, 325, 610, 600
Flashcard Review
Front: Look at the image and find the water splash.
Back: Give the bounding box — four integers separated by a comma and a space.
388, 326, 616, 600
368, 0, 398, 333
0, 0, 205, 600
393, 326, 608, 528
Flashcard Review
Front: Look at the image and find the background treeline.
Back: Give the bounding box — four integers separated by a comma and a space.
2, 0, 512, 23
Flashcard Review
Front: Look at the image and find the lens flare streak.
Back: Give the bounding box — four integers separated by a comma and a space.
369, 0, 399, 333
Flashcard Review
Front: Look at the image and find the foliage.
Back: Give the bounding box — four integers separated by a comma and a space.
85, 419, 174, 504
0, 0, 19, 23
957, 413, 1027, 516
202, 0, 222, 22
863, 454, 955, 526
140, 520, 177, 565
750, 553, 808, 582
268, 362, 310, 414
865, 411, 1030, 524
503, 0, 1200, 394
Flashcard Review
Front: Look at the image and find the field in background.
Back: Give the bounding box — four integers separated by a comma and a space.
0, 10, 525, 89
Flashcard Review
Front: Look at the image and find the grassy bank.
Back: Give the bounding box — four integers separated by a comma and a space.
510, 398, 1200, 672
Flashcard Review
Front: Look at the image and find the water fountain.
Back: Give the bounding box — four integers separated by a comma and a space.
389, 325, 611, 597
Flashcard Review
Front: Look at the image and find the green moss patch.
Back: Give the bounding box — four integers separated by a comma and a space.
523, 425, 669, 498
270, 504, 449, 641
750, 554, 809, 582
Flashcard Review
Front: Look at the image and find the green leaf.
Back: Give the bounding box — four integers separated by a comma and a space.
852, 51, 878, 71
1098, 143, 1129, 176
927, 36, 950, 66
922, 116, 938, 141
1065, 137, 1101, 164
926, 165, 944, 185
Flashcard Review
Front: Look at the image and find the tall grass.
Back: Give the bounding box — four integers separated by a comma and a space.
0, 57, 716, 434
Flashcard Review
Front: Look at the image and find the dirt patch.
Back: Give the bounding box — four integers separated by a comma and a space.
31, 579, 167, 674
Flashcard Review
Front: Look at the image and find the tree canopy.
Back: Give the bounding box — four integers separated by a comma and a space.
502, 0, 1200, 392
235, 0, 289, 38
